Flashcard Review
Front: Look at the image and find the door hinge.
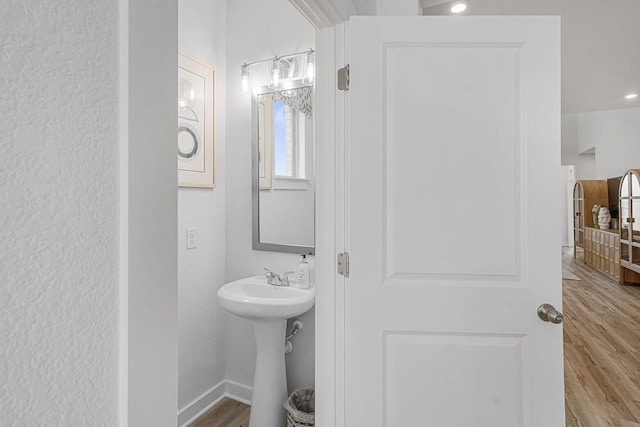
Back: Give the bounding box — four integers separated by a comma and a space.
337, 252, 349, 277
337, 65, 350, 91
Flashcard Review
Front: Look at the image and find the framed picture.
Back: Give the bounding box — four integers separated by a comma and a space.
178, 51, 215, 188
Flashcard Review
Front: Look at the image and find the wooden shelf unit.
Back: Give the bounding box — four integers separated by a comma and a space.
573, 180, 609, 259
584, 227, 620, 282
618, 169, 640, 284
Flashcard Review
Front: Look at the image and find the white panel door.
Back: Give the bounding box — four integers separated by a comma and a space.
347, 16, 563, 426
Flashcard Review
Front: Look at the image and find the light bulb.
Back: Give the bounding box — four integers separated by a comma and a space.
272, 58, 280, 88
242, 76, 249, 93
626, 93, 638, 99
451, 0, 469, 13
240, 63, 249, 94
306, 50, 315, 83
242, 75, 249, 93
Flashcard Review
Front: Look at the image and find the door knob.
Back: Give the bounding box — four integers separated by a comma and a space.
537, 304, 563, 324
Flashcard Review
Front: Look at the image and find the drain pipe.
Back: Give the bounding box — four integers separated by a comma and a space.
284, 319, 303, 354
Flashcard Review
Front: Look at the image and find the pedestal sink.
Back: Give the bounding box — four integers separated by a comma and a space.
217, 276, 315, 427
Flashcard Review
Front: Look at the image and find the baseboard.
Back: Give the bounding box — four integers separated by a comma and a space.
178, 380, 253, 426
225, 380, 253, 405
178, 380, 226, 427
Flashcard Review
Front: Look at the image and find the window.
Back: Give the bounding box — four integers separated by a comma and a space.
258, 87, 312, 190
273, 101, 306, 178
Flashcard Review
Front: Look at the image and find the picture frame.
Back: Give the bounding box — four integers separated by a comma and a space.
178, 51, 215, 188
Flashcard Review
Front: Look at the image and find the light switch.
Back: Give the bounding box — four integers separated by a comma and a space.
186, 227, 197, 249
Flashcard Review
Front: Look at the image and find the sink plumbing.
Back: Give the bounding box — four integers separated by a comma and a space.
285, 319, 303, 354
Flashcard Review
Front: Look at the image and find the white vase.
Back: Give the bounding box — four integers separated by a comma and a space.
592, 205, 601, 229
598, 207, 611, 230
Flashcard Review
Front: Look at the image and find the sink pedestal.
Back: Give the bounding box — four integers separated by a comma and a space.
216, 276, 315, 427
250, 319, 288, 427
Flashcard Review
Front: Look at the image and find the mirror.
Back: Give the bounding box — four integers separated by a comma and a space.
252, 80, 314, 255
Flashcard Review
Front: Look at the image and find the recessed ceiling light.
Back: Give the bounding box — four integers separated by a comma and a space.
451, 0, 469, 13
625, 93, 638, 99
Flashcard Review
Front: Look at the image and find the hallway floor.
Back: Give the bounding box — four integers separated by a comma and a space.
563, 247, 640, 426
189, 398, 250, 427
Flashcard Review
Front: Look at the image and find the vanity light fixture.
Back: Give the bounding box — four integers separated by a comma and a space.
241, 63, 249, 94
239, 48, 315, 93
450, 0, 469, 13
625, 93, 638, 99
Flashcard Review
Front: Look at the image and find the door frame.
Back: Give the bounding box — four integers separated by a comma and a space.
119, 0, 179, 425
290, 4, 354, 427
313, 21, 349, 427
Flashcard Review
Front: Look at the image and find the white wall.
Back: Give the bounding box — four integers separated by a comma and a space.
561, 114, 596, 180
562, 108, 640, 180
177, 0, 228, 422
1, 2, 119, 424
578, 108, 640, 179
226, 0, 316, 397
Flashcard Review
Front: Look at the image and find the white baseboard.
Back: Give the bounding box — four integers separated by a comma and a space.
225, 380, 253, 405
178, 380, 253, 427
178, 381, 226, 427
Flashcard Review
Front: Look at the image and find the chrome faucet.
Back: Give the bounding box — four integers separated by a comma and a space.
264, 268, 279, 284
264, 268, 294, 287
280, 271, 294, 286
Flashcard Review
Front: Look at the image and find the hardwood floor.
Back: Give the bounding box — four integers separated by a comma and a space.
564, 247, 640, 426
189, 398, 250, 427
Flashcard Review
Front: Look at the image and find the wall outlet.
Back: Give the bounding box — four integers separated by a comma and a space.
186, 227, 197, 249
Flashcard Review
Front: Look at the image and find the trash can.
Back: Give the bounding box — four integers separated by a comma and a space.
284, 387, 315, 427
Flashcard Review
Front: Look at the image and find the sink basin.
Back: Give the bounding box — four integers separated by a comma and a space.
217, 275, 315, 320
217, 275, 316, 427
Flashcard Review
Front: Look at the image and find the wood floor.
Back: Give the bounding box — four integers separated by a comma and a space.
564, 247, 640, 426
189, 398, 250, 427
190, 248, 640, 426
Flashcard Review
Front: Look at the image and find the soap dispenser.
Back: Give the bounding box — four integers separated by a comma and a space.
298, 255, 310, 289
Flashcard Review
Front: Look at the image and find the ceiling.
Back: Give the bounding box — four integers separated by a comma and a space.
348, 0, 640, 114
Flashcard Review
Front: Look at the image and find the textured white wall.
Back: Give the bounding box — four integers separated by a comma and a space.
177, 0, 228, 416
226, 0, 316, 396
0, 1, 119, 424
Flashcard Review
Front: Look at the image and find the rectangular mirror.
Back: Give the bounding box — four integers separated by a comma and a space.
252, 81, 314, 255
